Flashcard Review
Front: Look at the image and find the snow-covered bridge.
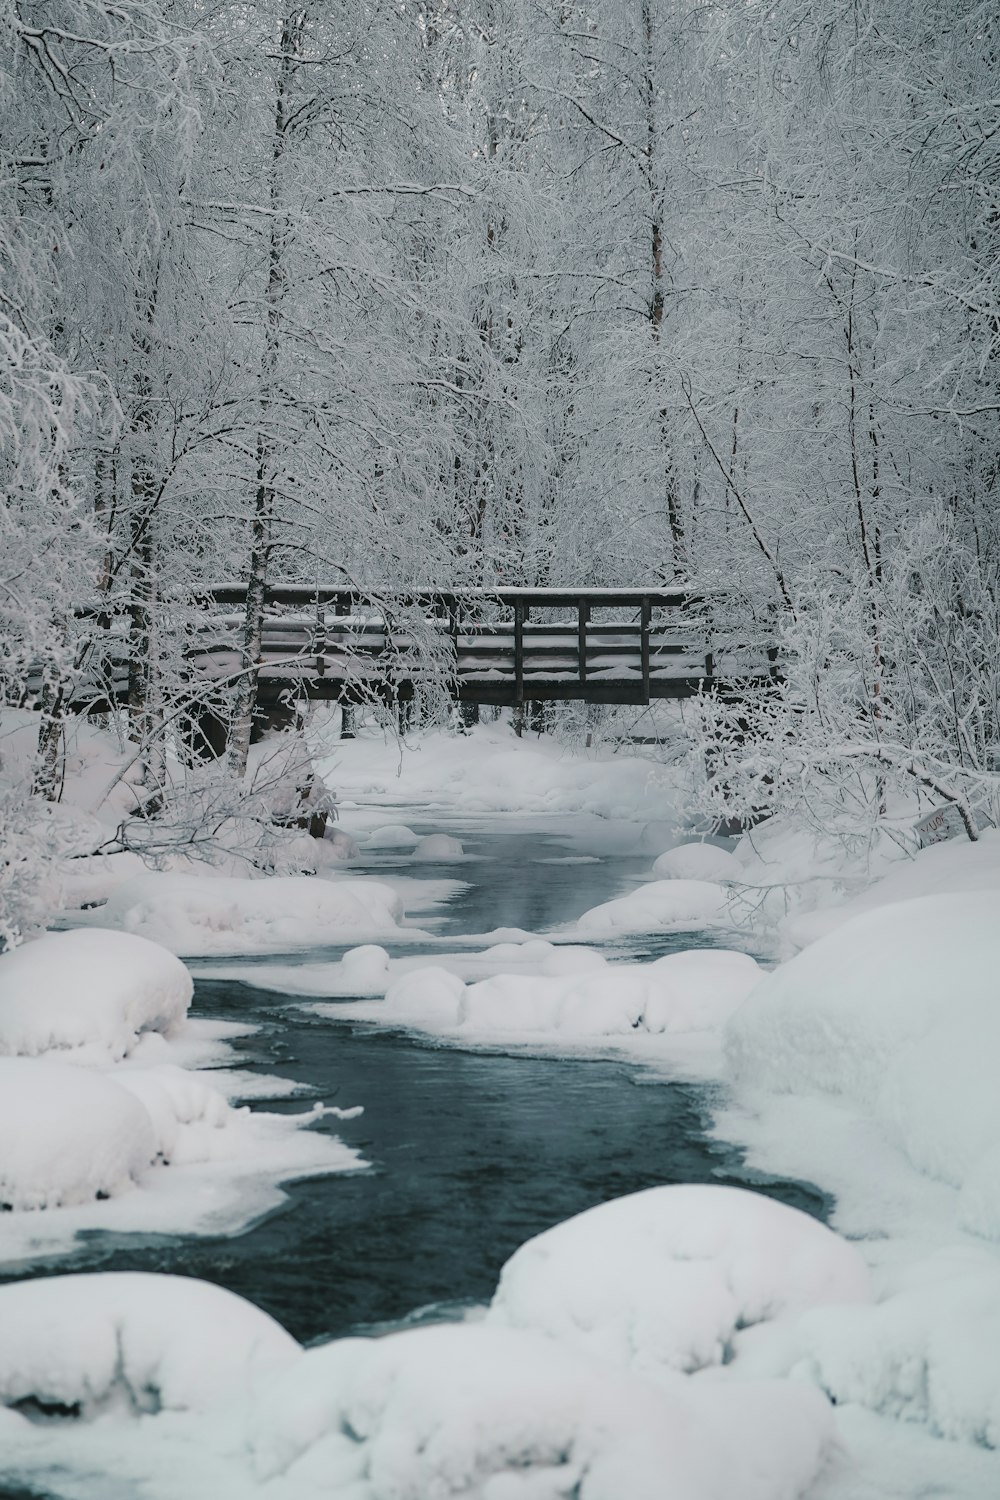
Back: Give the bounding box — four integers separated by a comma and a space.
73, 586, 776, 728
191, 585, 775, 710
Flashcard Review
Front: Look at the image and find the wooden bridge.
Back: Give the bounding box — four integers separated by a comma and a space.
192, 585, 774, 708
71, 586, 775, 728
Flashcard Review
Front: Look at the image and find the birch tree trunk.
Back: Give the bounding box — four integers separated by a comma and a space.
227, 9, 304, 780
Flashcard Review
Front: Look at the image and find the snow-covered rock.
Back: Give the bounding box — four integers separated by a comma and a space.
339, 944, 392, 993
0, 927, 192, 1063
98, 873, 405, 956
726, 892, 1000, 1238
634, 819, 686, 855
115, 1065, 247, 1166
653, 843, 744, 883
0, 1057, 156, 1209
321, 827, 361, 862
575, 878, 727, 935
363, 823, 420, 849
794, 1249, 1000, 1449
335, 949, 761, 1044
246, 1321, 834, 1500
487, 1184, 872, 1379
0, 1272, 300, 1417
411, 832, 464, 861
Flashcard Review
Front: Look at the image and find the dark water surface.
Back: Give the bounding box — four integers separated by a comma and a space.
1, 815, 828, 1346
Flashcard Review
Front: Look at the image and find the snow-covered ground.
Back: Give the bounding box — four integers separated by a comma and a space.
2, 720, 1000, 1496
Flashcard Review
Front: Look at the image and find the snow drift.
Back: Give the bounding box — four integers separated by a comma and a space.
99, 872, 406, 956
726, 892, 1000, 1237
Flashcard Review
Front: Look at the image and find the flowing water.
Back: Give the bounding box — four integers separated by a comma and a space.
1, 814, 828, 1346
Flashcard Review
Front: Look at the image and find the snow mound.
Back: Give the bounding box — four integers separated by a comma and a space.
99, 873, 405, 956
634, 819, 685, 855
575, 879, 727, 935
0, 1057, 156, 1209
412, 832, 464, 861
793, 1250, 1000, 1449
115, 1065, 249, 1166
0, 927, 192, 1063
341, 949, 761, 1042
653, 843, 744, 883
323, 826, 361, 860
726, 892, 1000, 1236
0, 1272, 300, 1417
340, 944, 392, 992
364, 823, 420, 849
487, 1184, 872, 1378
247, 1321, 833, 1500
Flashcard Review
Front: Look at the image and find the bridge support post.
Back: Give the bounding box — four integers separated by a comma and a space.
641, 596, 651, 702
513, 602, 526, 706
340, 702, 356, 739
577, 604, 589, 684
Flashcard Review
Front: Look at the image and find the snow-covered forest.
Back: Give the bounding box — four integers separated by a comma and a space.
3, 0, 999, 903
3, 5, 1000, 1499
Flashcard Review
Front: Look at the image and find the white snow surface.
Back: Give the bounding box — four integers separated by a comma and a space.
0, 1073, 364, 1265
0, 927, 192, 1063
97, 872, 406, 956
726, 891, 1000, 1239
0, 1272, 300, 1417
487, 1183, 872, 1379
321, 722, 686, 823
0, 1307, 836, 1500
779, 827, 1000, 951
653, 843, 744, 882
573, 878, 728, 936
241, 1321, 833, 1500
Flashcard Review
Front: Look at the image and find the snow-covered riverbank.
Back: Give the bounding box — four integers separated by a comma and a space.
1, 723, 999, 1498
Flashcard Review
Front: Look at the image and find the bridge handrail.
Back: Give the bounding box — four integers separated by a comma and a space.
198, 584, 708, 612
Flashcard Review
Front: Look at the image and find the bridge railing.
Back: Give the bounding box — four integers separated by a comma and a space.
180, 585, 772, 705
62, 586, 775, 710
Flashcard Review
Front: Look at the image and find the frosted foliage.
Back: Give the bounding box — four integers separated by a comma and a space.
247, 1322, 834, 1500
0, 928, 192, 1062
0, 1273, 300, 1418
488, 1185, 872, 1378
726, 893, 1000, 1236
0, 1058, 156, 1209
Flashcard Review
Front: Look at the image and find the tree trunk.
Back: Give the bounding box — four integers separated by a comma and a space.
228, 9, 304, 779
